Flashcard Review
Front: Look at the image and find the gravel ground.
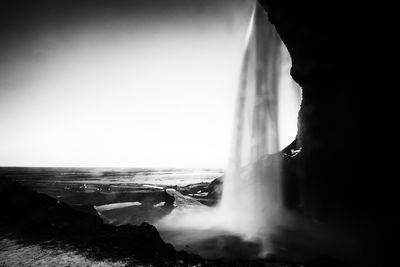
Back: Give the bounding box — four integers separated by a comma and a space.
0, 236, 130, 267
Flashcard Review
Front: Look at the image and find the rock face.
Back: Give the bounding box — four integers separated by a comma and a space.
258, 1, 397, 266
0, 178, 194, 264
206, 176, 223, 200
174, 176, 224, 206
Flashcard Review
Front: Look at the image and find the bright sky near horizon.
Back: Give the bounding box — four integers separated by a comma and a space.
0, 0, 300, 168
0, 0, 253, 168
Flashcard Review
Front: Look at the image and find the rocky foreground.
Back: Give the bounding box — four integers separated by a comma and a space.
0, 178, 198, 266
0, 177, 305, 267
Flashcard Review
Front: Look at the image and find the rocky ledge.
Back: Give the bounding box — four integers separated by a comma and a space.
0, 178, 199, 265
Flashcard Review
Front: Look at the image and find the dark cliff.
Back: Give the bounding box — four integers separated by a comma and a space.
259, 1, 397, 266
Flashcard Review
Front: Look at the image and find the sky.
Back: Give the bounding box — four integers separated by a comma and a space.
0, 0, 255, 168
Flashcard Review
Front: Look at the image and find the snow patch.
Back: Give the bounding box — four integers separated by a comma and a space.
94, 202, 142, 212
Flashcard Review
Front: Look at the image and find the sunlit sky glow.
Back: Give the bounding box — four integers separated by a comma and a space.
0, 0, 254, 168
0, 0, 300, 168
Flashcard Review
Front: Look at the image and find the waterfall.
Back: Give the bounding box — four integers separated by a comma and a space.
156, 2, 301, 258
218, 0, 283, 247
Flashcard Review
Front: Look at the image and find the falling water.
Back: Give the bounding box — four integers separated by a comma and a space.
218, 0, 284, 249
157, 2, 301, 258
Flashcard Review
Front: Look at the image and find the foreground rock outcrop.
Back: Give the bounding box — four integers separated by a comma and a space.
0, 178, 196, 265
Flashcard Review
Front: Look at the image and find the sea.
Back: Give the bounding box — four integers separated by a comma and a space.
0, 167, 223, 225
